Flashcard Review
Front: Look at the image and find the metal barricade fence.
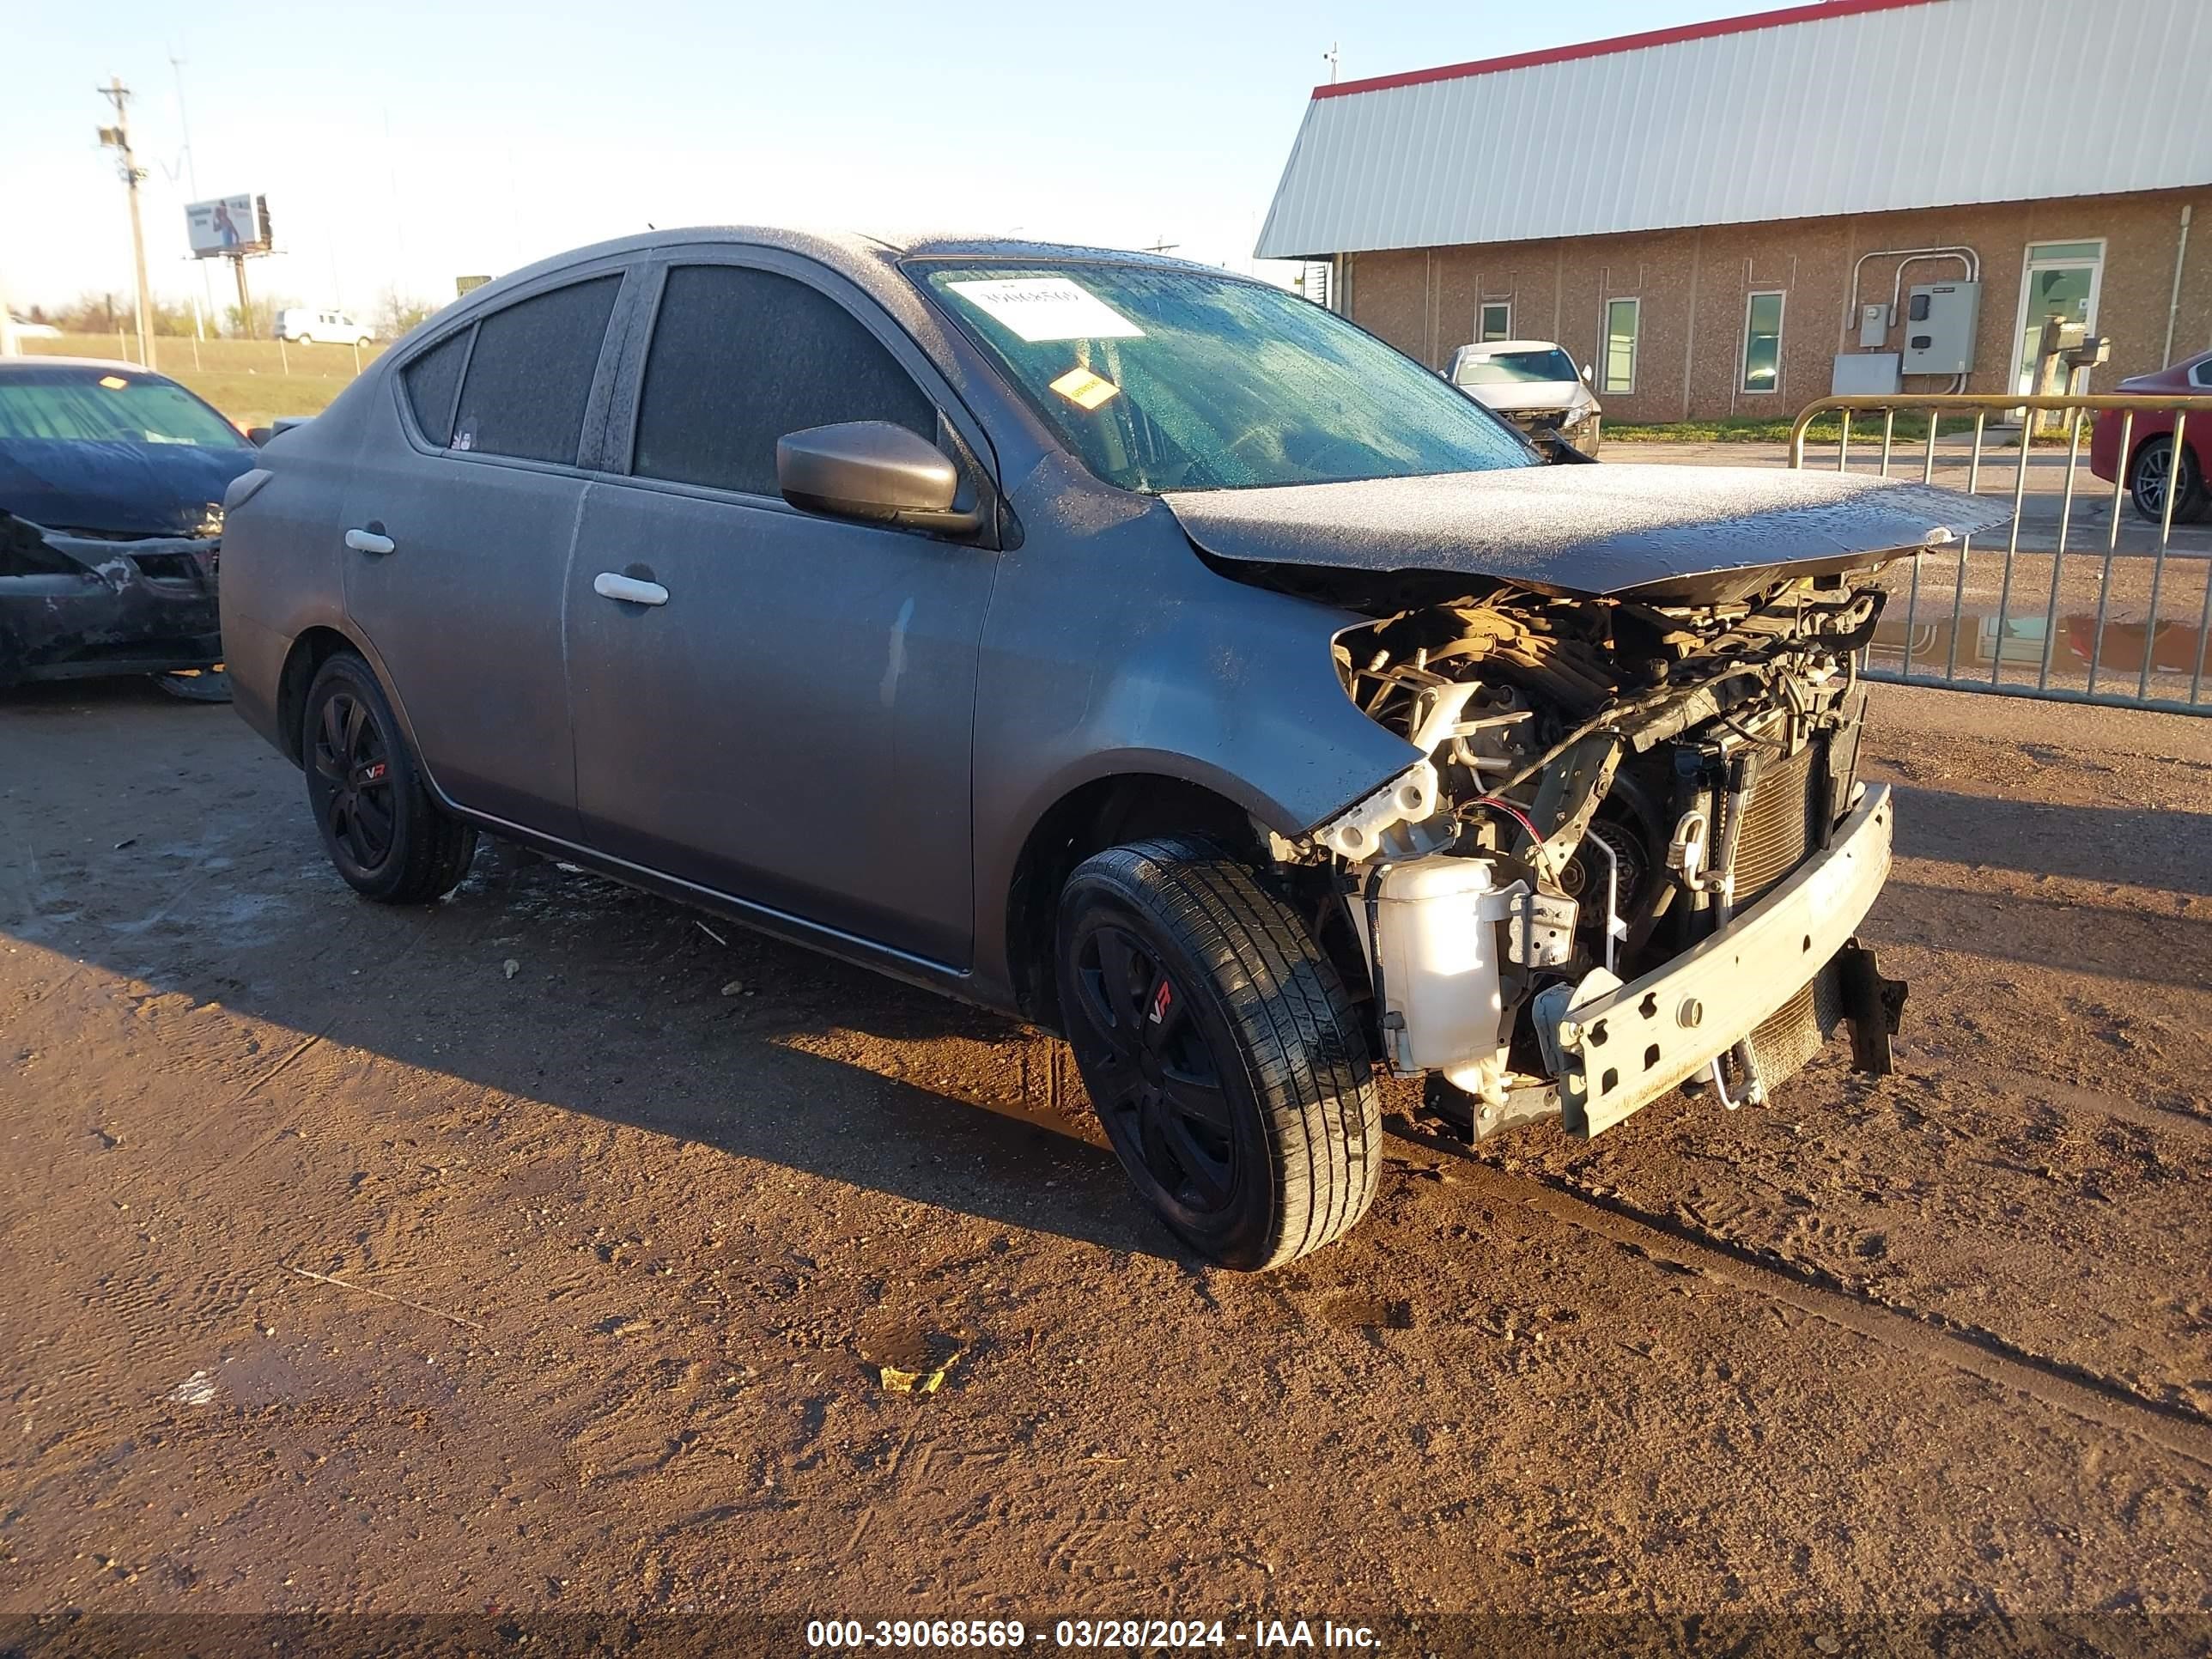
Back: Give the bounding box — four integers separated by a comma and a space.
1787, 393, 2209, 714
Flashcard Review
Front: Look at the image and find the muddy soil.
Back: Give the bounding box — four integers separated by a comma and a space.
3, 679, 2209, 1637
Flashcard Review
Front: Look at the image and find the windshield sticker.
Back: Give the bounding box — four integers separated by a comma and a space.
945, 277, 1145, 343
1048, 366, 1121, 410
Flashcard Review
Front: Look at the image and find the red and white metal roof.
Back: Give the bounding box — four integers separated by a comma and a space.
1255, 0, 2212, 259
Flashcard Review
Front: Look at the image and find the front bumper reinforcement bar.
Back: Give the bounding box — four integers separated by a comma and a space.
1552, 784, 1896, 1136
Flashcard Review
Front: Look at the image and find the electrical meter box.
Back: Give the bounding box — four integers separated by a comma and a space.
1902, 282, 1980, 375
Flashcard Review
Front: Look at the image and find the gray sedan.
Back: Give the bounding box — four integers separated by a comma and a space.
222, 230, 1996, 1268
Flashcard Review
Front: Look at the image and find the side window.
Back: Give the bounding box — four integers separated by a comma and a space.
631, 264, 937, 495
401, 328, 470, 444
2194, 359, 2212, 389
452, 275, 622, 464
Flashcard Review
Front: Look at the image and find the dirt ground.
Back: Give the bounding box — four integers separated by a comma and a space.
3, 675, 2210, 1648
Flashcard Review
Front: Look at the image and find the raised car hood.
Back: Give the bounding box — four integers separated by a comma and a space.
1165, 463, 2011, 603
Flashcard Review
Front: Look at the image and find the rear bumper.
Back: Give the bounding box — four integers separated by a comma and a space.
1553, 783, 1895, 1136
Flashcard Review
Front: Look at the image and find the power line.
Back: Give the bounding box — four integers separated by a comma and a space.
169, 46, 216, 339
95, 76, 156, 368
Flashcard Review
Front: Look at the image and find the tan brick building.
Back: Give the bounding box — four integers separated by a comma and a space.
1257, 0, 2212, 423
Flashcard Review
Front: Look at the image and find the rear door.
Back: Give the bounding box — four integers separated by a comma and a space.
342, 267, 631, 841
562, 252, 998, 966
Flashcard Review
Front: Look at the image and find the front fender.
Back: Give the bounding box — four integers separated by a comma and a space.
969, 468, 1422, 996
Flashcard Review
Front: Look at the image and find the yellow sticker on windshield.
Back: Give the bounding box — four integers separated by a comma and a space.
1049, 366, 1120, 410
98, 374, 130, 390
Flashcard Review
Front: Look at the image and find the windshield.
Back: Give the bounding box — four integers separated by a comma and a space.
917, 263, 1533, 493
0, 368, 247, 449
1453, 348, 1580, 387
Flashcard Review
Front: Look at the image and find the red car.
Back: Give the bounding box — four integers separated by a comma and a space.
2090, 347, 2212, 523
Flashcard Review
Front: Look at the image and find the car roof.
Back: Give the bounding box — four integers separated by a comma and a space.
1454, 339, 1571, 356
434, 226, 1248, 330
0, 355, 170, 376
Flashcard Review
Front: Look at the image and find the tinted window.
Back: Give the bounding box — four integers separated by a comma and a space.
452, 276, 621, 464
632, 264, 936, 495
402, 329, 470, 444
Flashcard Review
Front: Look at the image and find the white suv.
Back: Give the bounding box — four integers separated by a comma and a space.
275, 308, 372, 346
1446, 339, 1602, 455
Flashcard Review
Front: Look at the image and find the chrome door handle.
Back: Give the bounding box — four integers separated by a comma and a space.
344, 526, 396, 555
593, 571, 669, 606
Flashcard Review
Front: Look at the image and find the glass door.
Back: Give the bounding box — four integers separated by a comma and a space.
2011, 240, 2105, 396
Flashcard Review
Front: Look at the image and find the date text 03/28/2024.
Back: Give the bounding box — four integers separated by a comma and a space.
805, 1619, 1382, 1650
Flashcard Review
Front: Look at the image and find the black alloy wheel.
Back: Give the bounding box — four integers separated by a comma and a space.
1055, 837, 1382, 1270
1067, 918, 1238, 1218
313, 688, 398, 879
301, 652, 478, 904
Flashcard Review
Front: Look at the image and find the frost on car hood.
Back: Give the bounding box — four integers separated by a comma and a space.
1164, 463, 2013, 603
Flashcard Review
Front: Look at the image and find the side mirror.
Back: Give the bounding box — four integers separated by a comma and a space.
1582, 364, 1595, 383
245, 426, 273, 447
776, 422, 981, 533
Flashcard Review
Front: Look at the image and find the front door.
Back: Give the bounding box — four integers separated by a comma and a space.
562, 257, 997, 968
2011, 240, 2105, 397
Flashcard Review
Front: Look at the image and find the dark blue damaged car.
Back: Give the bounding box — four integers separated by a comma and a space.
217, 231, 2011, 1269
0, 357, 255, 697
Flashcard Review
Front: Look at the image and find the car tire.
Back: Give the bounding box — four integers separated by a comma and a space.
2129, 434, 2209, 525
301, 653, 477, 904
1054, 836, 1382, 1270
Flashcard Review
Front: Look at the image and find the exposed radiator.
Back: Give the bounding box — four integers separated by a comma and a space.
1734, 738, 1842, 1089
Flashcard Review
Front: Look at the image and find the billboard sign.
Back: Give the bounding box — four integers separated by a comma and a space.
185, 195, 270, 258
455, 275, 492, 297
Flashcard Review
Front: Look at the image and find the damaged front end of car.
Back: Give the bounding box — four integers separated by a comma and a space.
1164, 465, 2011, 1146
0, 508, 224, 689
1295, 572, 1908, 1142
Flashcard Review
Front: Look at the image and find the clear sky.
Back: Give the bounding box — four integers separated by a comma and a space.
2, 0, 1758, 317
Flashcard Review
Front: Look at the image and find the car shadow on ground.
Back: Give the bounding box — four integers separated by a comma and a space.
0, 679, 1175, 1260
15, 679, 2208, 1267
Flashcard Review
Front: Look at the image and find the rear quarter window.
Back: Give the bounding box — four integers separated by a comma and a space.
401, 329, 470, 444
451, 276, 623, 465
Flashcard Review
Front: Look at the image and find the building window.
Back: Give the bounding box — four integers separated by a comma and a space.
1479, 301, 1511, 342
1601, 298, 1639, 394
1741, 290, 1784, 393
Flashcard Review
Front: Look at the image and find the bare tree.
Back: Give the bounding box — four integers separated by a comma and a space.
374, 285, 437, 340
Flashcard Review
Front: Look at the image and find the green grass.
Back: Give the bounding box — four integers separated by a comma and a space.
22, 332, 381, 426
1607, 412, 2084, 447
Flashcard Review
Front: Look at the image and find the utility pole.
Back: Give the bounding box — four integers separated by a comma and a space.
96, 76, 156, 369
